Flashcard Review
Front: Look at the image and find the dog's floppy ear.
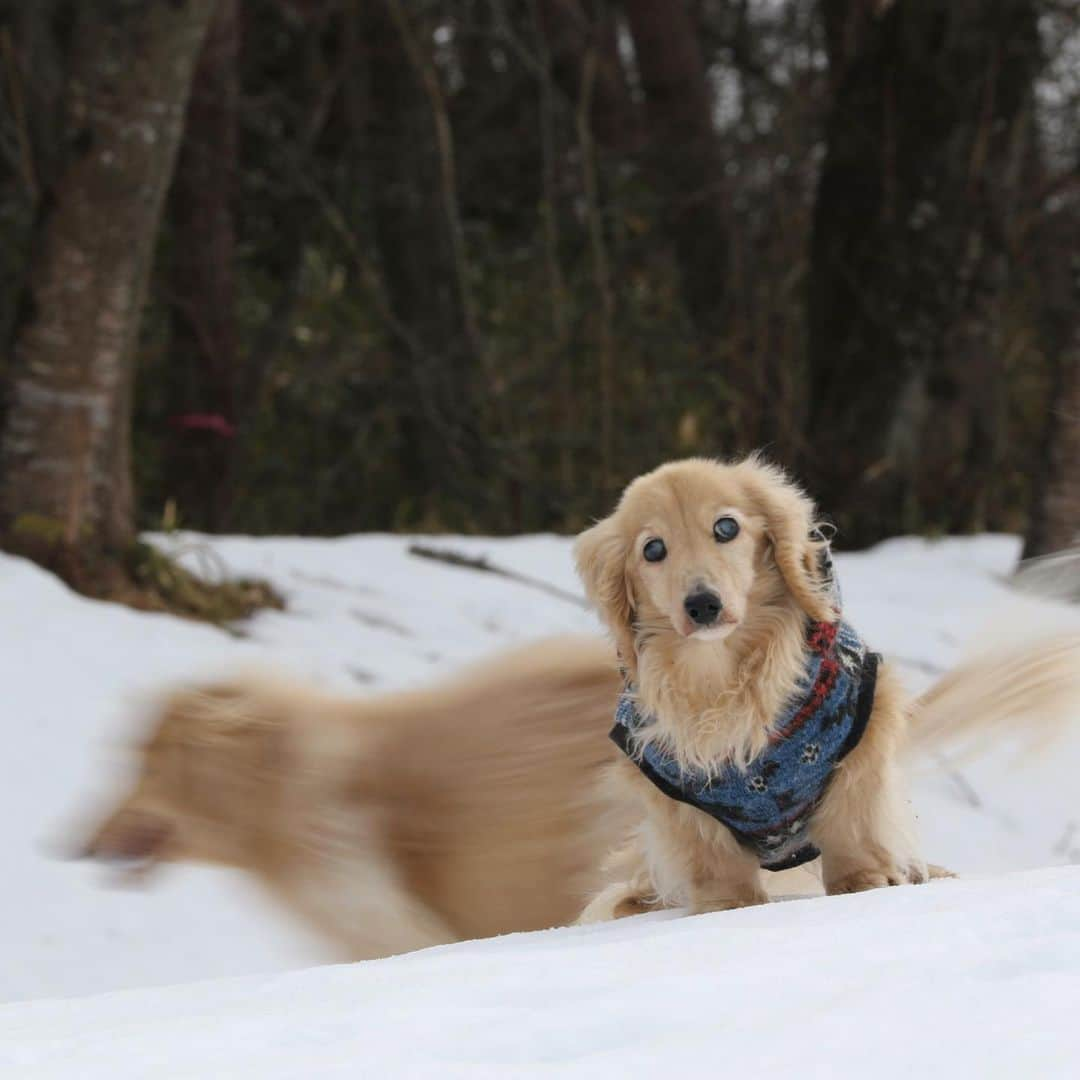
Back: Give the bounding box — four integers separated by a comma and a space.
749, 462, 837, 624
575, 515, 638, 678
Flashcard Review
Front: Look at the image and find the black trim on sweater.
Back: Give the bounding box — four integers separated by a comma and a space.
837, 651, 879, 762
609, 650, 881, 873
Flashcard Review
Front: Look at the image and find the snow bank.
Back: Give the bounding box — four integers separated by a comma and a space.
2, 531, 1080, 1006
3, 867, 1079, 1078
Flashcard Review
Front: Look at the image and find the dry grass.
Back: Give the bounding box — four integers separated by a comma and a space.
5, 517, 282, 628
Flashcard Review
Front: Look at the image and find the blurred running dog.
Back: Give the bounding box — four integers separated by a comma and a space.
574, 455, 1080, 922
76, 637, 628, 960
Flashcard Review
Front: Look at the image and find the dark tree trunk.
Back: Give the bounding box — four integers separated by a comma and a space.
0, 0, 215, 569
536, 0, 637, 152
0, 0, 67, 373
819, 0, 879, 90
363, 0, 483, 526
1023, 179, 1080, 559
163, 0, 239, 531
622, 0, 729, 341
805, 0, 1040, 543
1024, 352, 1080, 558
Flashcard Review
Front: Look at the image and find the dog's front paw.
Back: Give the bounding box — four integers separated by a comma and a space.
698, 897, 767, 914
689, 887, 769, 915
577, 882, 656, 924
826, 868, 904, 895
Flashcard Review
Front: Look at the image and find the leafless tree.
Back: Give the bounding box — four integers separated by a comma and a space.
806, 0, 1041, 542
622, 0, 730, 340
164, 0, 240, 531
0, 0, 216, 578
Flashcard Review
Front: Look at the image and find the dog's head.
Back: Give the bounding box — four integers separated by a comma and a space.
574, 456, 836, 675
77, 683, 284, 879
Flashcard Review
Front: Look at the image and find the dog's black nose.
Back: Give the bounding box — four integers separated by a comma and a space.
684, 590, 722, 626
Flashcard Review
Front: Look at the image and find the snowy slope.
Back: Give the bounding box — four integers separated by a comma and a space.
3, 866, 1080, 1078
2, 531, 1080, 1007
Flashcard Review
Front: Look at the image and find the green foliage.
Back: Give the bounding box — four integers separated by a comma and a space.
9, 512, 68, 546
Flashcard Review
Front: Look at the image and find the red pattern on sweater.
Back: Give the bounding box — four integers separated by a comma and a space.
769, 621, 840, 744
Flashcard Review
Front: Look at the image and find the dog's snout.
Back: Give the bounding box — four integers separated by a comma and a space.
684, 590, 722, 627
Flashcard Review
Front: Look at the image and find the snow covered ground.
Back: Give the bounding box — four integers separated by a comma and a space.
4, 865, 1080, 1079
2, 531, 1080, 1073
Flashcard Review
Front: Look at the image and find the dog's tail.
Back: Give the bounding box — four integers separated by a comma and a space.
907, 632, 1080, 757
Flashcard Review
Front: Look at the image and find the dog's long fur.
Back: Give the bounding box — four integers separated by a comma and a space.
910, 632, 1080, 754
79, 637, 636, 960
573, 456, 1080, 921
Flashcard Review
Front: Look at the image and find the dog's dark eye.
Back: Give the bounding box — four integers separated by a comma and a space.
643, 538, 667, 563
713, 516, 740, 543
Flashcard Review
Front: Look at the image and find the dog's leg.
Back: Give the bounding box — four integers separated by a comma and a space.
812, 670, 926, 895
685, 844, 768, 914
687, 872, 767, 913
647, 799, 768, 915
577, 833, 662, 923
579, 801, 770, 921
813, 759, 924, 894
273, 855, 459, 961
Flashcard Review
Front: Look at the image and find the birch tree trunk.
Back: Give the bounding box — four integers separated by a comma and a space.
0, 0, 215, 568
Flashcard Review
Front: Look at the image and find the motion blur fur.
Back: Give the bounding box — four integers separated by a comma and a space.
79, 637, 630, 959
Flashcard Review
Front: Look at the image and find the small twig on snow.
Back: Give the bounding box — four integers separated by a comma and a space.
408, 543, 588, 610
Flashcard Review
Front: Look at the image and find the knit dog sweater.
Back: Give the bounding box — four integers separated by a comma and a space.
611, 616, 880, 872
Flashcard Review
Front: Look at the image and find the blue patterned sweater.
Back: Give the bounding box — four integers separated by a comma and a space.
611, 619, 880, 871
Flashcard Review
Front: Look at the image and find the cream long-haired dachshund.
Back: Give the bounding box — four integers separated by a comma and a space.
574, 455, 1080, 922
